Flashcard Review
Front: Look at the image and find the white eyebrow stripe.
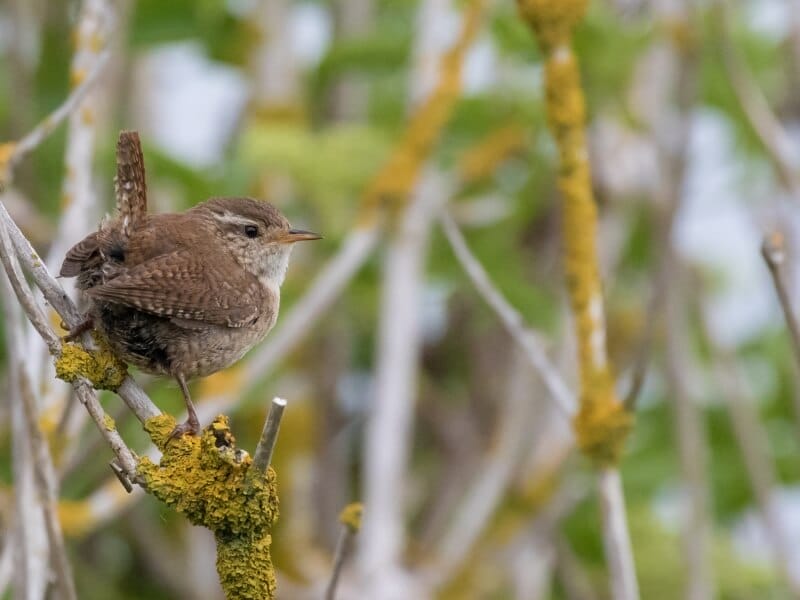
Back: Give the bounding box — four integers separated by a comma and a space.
211, 211, 260, 227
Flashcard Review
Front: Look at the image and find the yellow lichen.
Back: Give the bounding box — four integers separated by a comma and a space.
516, 0, 588, 52
358, 0, 485, 224
54, 341, 128, 391
103, 413, 116, 431
138, 415, 279, 599
519, 0, 634, 465
338, 502, 364, 533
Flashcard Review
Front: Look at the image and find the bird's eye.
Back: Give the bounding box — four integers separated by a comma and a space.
244, 225, 259, 238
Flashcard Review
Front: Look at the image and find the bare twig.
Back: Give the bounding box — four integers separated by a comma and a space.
760, 231, 800, 433
701, 299, 800, 595
714, 0, 800, 196
16, 361, 77, 600
0, 216, 60, 353
597, 468, 639, 600
326, 504, 363, 600
440, 212, 576, 417
761, 232, 800, 368
3, 279, 49, 599
250, 397, 287, 478
0, 49, 111, 183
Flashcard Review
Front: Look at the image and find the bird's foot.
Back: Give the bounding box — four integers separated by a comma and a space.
168, 416, 201, 441
63, 316, 94, 342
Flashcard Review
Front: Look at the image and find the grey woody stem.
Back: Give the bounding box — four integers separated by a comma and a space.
250, 397, 287, 478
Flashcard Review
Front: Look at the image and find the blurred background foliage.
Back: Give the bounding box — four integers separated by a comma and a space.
2, 0, 800, 598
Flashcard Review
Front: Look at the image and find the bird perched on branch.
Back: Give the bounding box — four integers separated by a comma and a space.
60, 130, 321, 438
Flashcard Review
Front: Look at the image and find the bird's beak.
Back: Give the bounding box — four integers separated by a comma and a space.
284, 228, 322, 243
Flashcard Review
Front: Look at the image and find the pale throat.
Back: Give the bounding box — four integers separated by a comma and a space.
258, 245, 292, 292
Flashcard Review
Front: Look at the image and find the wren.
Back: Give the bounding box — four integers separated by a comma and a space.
60, 131, 320, 438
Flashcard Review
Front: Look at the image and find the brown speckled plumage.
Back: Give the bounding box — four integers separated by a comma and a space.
60, 131, 320, 436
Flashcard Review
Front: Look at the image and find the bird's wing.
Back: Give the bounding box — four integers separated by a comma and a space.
60, 231, 100, 277
87, 250, 265, 328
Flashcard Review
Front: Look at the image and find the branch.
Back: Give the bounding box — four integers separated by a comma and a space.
0, 48, 111, 183
358, 170, 450, 594
702, 303, 800, 595
761, 232, 800, 367
0, 198, 161, 424
0, 215, 60, 354
440, 212, 576, 417
426, 349, 562, 587
250, 397, 287, 478
714, 0, 800, 196
760, 231, 800, 434
326, 503, 363, 600
517, 3, 637, 597
15, 359, 77, 600
597, 468, 639, 600
0, 196, 144, 484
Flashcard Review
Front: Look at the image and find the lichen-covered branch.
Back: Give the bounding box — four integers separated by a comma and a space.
517, 0, 632, 464
516, 2, 638, 598
138, 415, 280, 598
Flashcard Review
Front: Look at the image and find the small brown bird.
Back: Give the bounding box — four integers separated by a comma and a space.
61, 131, 320, 438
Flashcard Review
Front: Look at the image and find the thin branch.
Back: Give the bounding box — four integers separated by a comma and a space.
326, 520, 359, 600
3, 279, 49, 599
701, 299, 800, 595
0, 48, 111, 183
714, 0, 800, 196
0, 196, 143, 484
0, 215, 61, 353
760, 231, 800, 435
16, 360, 77, 600
761, 232, 800, 367
597, 468, 639, 600
250, 397, 287, 478
440, 211, 576, 417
